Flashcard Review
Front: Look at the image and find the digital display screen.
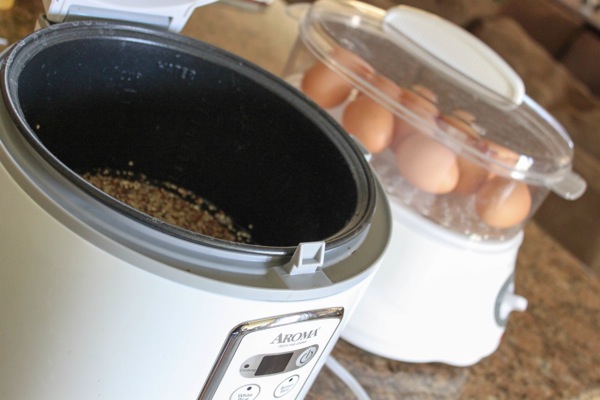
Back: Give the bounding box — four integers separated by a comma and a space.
255, 353, 293, 376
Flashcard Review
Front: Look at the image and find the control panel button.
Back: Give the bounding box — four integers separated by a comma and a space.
295, 346, 318, 367
199, 309, 343, 399
274, 375, 299, 398
230, 384, 260, 400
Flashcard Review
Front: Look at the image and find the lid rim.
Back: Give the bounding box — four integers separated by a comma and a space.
1, 21, 378, 259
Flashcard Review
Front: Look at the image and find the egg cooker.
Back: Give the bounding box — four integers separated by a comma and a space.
285, 0, 587, 366
0, 1, 392, 399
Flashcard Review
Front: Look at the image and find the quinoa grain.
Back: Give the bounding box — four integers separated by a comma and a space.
82, 169, 253, 243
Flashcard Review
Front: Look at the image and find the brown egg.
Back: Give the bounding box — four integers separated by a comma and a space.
401, 85, 439, 119
301, 47, 374, 109
454, 157, 489, 195
439, 113, 480, 141
451, 109, 477, 123
412, 84, 439, 107
394, 85, 440, 144
395, 133, 459, 194
483, 139, 522, 182
369, 74, 403, 101
389, 124, 409, 153
438, 112, 490, 195
486, 140, 521, 166
342, 93, 394, 154
393, 114, 438, 145
331, 47, 375, 77
475, 177, 532, 229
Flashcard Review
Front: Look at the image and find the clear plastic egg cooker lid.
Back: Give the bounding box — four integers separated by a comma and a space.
297, 0, 586, 199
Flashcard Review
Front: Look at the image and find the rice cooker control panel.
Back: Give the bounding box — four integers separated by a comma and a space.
199, 308, 344, 399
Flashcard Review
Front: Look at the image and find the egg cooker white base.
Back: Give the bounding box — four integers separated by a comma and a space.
342, 199, 526, 366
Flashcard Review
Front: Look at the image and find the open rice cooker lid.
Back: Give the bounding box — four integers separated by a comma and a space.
41, 0, 216, 32
0, 18, 390, 297
297, 0, 586, 199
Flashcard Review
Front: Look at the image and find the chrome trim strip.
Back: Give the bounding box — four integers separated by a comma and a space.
198, 307, 344, 399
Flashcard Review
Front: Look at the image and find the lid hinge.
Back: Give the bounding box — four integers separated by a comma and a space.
267, 242, 332, 289
284, 241, 325, 275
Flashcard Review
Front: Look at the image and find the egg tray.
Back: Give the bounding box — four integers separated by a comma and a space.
288, 65, 539, 240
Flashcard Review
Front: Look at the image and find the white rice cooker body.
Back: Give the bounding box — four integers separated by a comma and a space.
0, 7, 392, 399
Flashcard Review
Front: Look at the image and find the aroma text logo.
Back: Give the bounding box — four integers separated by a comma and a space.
271, 328, 321, 345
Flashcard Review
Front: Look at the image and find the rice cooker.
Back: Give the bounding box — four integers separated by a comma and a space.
285, 0, 587, 366
0, 1, 392, 399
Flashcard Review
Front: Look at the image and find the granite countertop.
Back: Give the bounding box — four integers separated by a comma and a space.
1, 1, 599, 399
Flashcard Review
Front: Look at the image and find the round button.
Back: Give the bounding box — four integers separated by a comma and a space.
296, 346, 318, 367
230, 384, 260, 400
274, 375, 299, 398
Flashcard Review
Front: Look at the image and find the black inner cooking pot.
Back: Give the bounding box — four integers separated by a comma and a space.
1, 23, 375, 251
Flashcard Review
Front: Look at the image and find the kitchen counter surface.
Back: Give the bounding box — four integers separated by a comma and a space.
1, 1, 599, 399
